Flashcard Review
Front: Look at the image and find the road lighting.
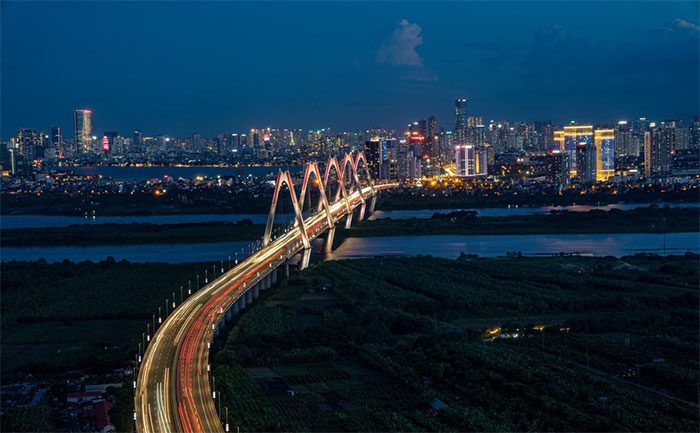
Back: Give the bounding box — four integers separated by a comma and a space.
158, 307, 162, 324
146, 323, 150, 342
188, 280, 192, 296
172, 292, 176, 309
205, 269, 208, 283
220, 260, 224, 273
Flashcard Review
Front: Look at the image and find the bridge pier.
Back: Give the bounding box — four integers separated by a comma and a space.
272, 268, 278, 284
245, 288, 253, 304
345, 211, 353, 229
299, 248, 312, 270
253, 284, 259, 299
285, 261, 290, 277
359, 202, 366, 221
324, 227, 336, 253
232, 300, 239, 315
369, 194, 377, 215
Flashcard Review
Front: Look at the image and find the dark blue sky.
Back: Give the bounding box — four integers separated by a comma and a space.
2, 1, 698, 136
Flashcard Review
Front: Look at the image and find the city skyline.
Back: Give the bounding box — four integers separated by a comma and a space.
2, 1, 698, 136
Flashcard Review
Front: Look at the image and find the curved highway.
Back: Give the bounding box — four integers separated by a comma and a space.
136, 182, 396, 433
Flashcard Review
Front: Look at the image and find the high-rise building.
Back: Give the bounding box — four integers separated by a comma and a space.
553, 129, 565, 153
644, 125, 673, 177
614, 121, 632, 157
73, 109, 92, 155
363, 139, 382, 179
563, 125, 593, 177
594, 129, 615, 181
16, 128, 38, 159
51, 126, 63, 159
455, 143, 487, 177
690, 116, 700, 149
427, 115, 439, 160
467, 115, 483, 128
546, 150, 569, 187
454, 98, 468, 145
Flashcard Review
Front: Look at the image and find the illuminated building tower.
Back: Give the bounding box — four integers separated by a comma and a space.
427, 115, 438, 160
644, 124, 674, 177
455, 143, 487, 177
594, 129, 615, 181
454, 98, 468, 146
132, 130, 144, 156
73, 108, 92, 154
16, 128, 38, 159
614, 121, 635, 157
546, 150, 569, 187
467, 115, 483, 128
553, 130, 565, 153
363, 139, 382, 179
563, 125, 593, 177
575, 142, 587, 181
51, 126, 62, 159
690, 116, 700, 149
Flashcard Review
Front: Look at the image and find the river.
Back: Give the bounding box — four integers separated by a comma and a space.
2, 202, 697, 229
1, 232, 697, 263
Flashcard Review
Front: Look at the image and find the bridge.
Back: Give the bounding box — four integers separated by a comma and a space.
135, 152, 397, 433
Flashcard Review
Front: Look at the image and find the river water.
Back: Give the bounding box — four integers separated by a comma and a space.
1, 232, 697, 263
2, 202, 697, 229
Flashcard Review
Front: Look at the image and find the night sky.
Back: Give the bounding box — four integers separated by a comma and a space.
2, 1, 698, 136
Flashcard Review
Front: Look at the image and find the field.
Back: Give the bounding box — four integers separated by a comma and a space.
212, 254, 699, 432
1, 259, 216, 377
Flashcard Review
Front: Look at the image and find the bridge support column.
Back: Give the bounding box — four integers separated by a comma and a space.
238, 296, 246, 310
225, 307, 232, 321
232, 300, 239, 315
359, 202, 366, 221
345, 211, 353, 229
299, 248, 311, 271
285, 262, 290, 277
246, 289, 253, 304
272, 268, 278, 284
265, 273, 272, 289
325, 227, 336, 253
369, 195, 377, 215
253, 284, 259, 299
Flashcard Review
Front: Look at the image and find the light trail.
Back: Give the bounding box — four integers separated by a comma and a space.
136, 153, 397, 433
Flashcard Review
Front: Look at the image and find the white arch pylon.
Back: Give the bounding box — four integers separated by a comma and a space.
262, 151, 376, 248
263, 170, 310, 248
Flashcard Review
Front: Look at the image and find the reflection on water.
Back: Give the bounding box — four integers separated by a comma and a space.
327, 233, 700, 260
369, 202, 700, 220
2, 232, 698, 263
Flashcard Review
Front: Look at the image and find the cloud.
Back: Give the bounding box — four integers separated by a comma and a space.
675, 18, 700, 32
378, 18, 438, 82
378, 18, 425, 66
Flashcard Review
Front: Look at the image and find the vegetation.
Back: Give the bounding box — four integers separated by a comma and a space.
3, 206, 696, 248
0, 405, 54, 432
380, 186, 698, 210
349, 206, 700, 237
213, 254, 699, 432
1, 220, 275, 247
1, 259, 216, 376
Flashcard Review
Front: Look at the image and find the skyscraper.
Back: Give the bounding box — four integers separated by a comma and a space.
73, 109, 92, 155
454, 98, 468, 145
594, 129, 615, 181
51, 126, 62, 159
563, 125, 593, 178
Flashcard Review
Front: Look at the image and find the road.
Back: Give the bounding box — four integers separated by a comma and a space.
136, 182, 395, 433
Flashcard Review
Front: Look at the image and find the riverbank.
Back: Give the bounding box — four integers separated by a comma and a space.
348, 206, 700, 237
3, 206, 697, 247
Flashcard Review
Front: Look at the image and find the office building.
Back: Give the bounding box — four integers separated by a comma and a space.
594, 129, 615, 181
51, 126, 63, 159
73, 109, 92, 154
561, 125, 593, 177
454, 98, 468, 146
